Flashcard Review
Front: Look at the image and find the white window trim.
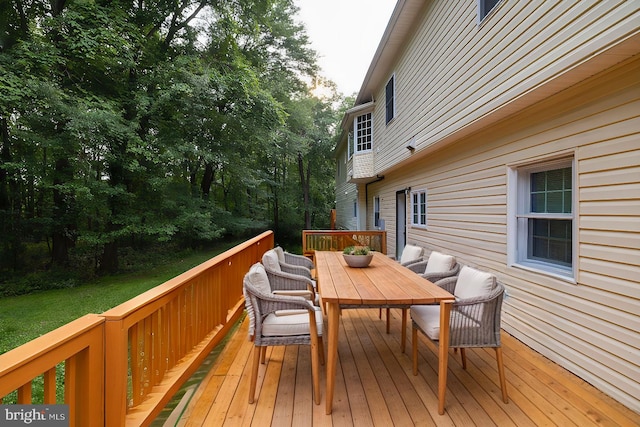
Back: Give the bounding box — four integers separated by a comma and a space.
410, 189, 427, 228
507, 156, 577, 282
347, 131, 353, 159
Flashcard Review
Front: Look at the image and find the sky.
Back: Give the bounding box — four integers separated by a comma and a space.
293, 0, 397, 96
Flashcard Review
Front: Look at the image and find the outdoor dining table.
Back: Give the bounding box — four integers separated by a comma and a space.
315, 250, 455, 415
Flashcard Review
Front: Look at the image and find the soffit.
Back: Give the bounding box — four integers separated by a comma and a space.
355, 0, 426, 105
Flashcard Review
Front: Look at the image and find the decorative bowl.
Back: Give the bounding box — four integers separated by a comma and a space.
343, 253, 374, 268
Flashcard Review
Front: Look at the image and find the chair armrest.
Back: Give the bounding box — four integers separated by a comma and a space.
453, 283, 503, 307
273, 290, 314, 300
431, 276, 457, 294
280, 262, 313, 279
422, 263, 460, 283
401, 257, 424, 267
406, 260, 428, 273
283, 252, 315, 269
256, 292, 316, 314
266, 269, 316, 292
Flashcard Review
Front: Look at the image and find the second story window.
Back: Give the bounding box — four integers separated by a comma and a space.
355, 112, 372, 152
479, 0, 501, 21
385, 75, 395, 124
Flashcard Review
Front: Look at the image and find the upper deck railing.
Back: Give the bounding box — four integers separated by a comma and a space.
302, 230, 387, 258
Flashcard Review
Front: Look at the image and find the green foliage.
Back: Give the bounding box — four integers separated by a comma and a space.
343, 245, 371, 255
0, 0, 344, 286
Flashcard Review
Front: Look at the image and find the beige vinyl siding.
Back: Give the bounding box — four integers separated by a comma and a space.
371, 0, 640, 176
335, 144, 358, 230
366, 58, 640, 410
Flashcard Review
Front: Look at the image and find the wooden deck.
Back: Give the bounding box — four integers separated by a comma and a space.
175, 308, 639, 426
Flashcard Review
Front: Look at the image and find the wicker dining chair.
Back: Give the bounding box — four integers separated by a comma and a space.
388, 251, 460, 342
243, 263, 323, 404
273, 246, 315, 276
410, 266, 508, 404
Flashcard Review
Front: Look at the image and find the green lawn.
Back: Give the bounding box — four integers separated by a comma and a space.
0, 240, 243, 355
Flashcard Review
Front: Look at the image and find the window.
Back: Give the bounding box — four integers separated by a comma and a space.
510, 158, 574, 278
479, 0, 501, 21
374, 196, 380, 227
385, 75, 395, 124
354, 112, 372, 152
347, 131, 353, 159
411, 190, 427, 227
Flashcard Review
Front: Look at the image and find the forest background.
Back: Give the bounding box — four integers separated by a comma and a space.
0, 0, 351, 296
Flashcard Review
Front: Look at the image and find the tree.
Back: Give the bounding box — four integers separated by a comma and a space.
0, 0, 342, 287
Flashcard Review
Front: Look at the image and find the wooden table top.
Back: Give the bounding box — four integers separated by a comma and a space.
315, 251, 454, 306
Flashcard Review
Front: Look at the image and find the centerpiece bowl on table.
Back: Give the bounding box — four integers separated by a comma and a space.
342, 246, 374, 268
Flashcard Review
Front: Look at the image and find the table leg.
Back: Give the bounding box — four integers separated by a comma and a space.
401, 308, 407, 353
438, 300, 453, 415
326, 302, 340, 414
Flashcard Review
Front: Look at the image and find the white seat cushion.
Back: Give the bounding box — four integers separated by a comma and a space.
247, 263, 271, 294
411, 305, 480, 341
263, 307, 323, 336
262, 250, 282, 272
401, 244, 423, 264
410, 305, 441, 340
424, 251, 455, 274
454, 266, 495, 300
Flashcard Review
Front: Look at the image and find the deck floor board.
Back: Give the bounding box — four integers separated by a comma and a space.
175, 309, 640, 426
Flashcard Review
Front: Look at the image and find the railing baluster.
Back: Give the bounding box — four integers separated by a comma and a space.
44, 367, 57, 404
17, 382, 31, 404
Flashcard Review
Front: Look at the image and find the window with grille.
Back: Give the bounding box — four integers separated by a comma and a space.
355, 113, 372, 152
510, 158, 574, 278
411, 190, 427, 227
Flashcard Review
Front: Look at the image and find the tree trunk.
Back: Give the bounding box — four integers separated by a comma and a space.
99, 241, 119, 274
201, 162, 214, 199
298, 152, 311, 229
51, 157, 75, 266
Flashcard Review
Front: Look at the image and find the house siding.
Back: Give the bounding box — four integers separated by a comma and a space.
337, 0, 639, 408
362, 57, 640, 410
335, 146, 358, 230
370, 0, 640, 175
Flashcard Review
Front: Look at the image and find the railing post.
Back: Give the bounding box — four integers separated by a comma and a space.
104, 318, 128, 427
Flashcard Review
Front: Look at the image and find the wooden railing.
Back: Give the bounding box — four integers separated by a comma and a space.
0, 231, 273, 426
302, 230, 387, 258
0, 314, 105, 425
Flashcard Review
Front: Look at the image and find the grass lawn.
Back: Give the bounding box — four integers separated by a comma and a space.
0, 239, 244, 355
